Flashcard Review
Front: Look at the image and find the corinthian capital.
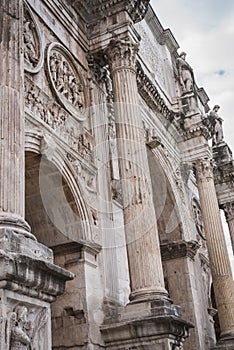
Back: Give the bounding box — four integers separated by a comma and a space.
195, 158, 214, 180
106, 38, 139, 71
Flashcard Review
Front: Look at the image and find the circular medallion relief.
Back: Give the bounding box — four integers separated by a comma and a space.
46, 43, 86, 121
24, 1, 44, 73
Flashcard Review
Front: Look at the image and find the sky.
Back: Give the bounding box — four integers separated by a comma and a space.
150, 0, 234, 271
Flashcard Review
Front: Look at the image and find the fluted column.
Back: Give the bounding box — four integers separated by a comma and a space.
195, 158, 234, 339
0, 0, 33, 237
106, 38, 168, 302
222, 202, 234, 254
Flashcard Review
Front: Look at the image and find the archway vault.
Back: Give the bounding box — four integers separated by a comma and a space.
147, 146, 185, 243
25, 132, 93, 248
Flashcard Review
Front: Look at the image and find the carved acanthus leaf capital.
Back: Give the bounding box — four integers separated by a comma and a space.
195, 158, 214, 181
107, 39, 139, 72
221, 202, 234, 221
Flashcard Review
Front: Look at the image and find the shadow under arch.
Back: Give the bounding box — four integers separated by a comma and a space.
25, 139, 92, 247
147, 147, 184, 242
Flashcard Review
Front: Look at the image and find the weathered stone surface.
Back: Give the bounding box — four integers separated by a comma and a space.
1, 0, 234, 349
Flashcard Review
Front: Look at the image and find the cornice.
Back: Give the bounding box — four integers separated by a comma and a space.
136, 62, 173, 120
144, 5, 179, 54
161, 240, 200, 261
69, 0, 150, 24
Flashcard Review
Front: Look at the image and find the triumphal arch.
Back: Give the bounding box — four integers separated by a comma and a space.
0, 0, 234, 349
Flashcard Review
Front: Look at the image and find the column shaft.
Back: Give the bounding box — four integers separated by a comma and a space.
107, 39, 167, 301
0, 0, 30, 234
195, 159, 234, 338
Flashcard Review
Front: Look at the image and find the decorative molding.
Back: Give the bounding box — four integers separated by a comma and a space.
0, 248, 73, 302
144, 6, 179, 53
46, 42, 87, 121
86, 0, 150, 24
136, 62, 173, 121
24, 1, 44, 73
160, 240, 200, 261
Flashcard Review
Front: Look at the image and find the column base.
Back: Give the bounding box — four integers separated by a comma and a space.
101, 299, 193, 350
129, 287, 169, 303
0, 214, 36, 240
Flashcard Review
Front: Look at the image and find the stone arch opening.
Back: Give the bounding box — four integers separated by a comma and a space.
147, 149, 183, 243
25, 151, 84, 248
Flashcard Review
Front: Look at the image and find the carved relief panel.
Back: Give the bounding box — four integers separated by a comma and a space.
192, 197, 205, 239
4, 298, 50, 350
24, 1, 44, 73
46, 43, 87, 121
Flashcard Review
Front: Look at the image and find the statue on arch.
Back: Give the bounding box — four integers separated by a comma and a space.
176, 52, 195, 94
208, 105, 224, 145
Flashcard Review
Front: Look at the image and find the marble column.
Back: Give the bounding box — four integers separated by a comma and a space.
195, 158, 234, 339
107, 38, 168, 302
221, 202, 234, 254
0, 0, 33, 238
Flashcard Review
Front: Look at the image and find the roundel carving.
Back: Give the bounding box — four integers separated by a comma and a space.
46, 43, 86, 121
24, 1, 44, 73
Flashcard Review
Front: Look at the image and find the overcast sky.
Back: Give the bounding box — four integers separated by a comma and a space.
150, 0, 234, 270
150, 0, 234, 149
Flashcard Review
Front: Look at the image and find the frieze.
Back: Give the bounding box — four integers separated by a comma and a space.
161, 240, 200, 261
23, 1, 44, 73
24, 77, 94, 161
46, 43, 87, 121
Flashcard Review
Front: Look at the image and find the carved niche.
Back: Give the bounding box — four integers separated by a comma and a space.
24, 1, 44, 73
46, 43, 86, 121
